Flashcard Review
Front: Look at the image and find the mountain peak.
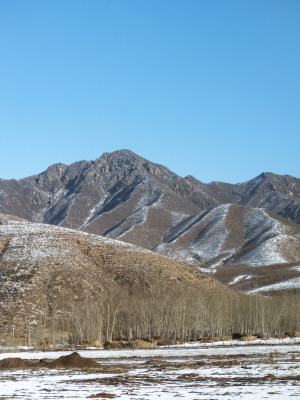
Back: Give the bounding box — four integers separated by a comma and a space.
99, 149, 140, 162
257, 172, 275, 179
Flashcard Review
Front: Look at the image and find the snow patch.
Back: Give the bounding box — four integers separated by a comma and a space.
232, 209, 287, 266
291, 266, 300, 272
107, 188, 163, 239
154, 245, 196, 265
0, 189, 5, 201
246, 277, 300, 293
0, 220, 154, 266
33, 188, 68, 223
132, 185, 162, 212
190, 204, 231, 262
229, 274, 253, 285
0, 221, 72, 262
117, 207, 149, 238
79, 195, 109, 229
169, 211, 190, 228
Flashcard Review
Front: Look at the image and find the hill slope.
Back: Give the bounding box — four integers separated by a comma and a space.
0, 214, 224, 337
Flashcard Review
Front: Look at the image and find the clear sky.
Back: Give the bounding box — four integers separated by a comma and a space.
0, 0, 299, 183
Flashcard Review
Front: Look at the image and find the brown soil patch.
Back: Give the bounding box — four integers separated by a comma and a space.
0, 352, 127, 372
88, 393, 116, 399
46, 352, 102, 369
0, 357, 34, 369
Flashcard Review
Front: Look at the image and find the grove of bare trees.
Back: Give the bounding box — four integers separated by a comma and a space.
30, 284, 300, 346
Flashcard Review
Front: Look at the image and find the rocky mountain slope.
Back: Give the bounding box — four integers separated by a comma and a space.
0, 150, 300, 293
0, 214, 224, 336
155, 204, 300, 293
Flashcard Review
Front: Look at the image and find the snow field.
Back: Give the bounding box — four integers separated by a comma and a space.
0, 340, 299, 399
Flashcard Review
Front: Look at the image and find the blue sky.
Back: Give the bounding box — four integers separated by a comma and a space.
0, 0, 299, 183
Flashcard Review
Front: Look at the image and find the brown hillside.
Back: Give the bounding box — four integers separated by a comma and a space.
0, 214, 226, 337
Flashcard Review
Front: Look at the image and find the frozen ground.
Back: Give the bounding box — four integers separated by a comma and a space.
0, 340, 299, 399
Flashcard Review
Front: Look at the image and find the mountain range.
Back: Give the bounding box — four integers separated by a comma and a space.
1, 149, 300, 294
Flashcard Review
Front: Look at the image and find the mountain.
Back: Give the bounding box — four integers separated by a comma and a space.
0, 149, 300, 293
212, 172, 300, 224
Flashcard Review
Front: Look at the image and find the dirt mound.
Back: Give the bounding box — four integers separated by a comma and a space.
0, 353, 126, 372
0, 357, 34, 369
47, 352, 101, 369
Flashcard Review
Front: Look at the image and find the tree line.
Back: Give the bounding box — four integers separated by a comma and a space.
33, 284, 299, 345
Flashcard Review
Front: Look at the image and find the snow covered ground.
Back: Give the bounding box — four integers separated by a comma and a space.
0, 340, 299, 399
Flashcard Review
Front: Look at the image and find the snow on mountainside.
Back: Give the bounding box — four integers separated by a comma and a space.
0, 150, 300, 293
246, 277, 300, 294
155, 204, 300, 293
